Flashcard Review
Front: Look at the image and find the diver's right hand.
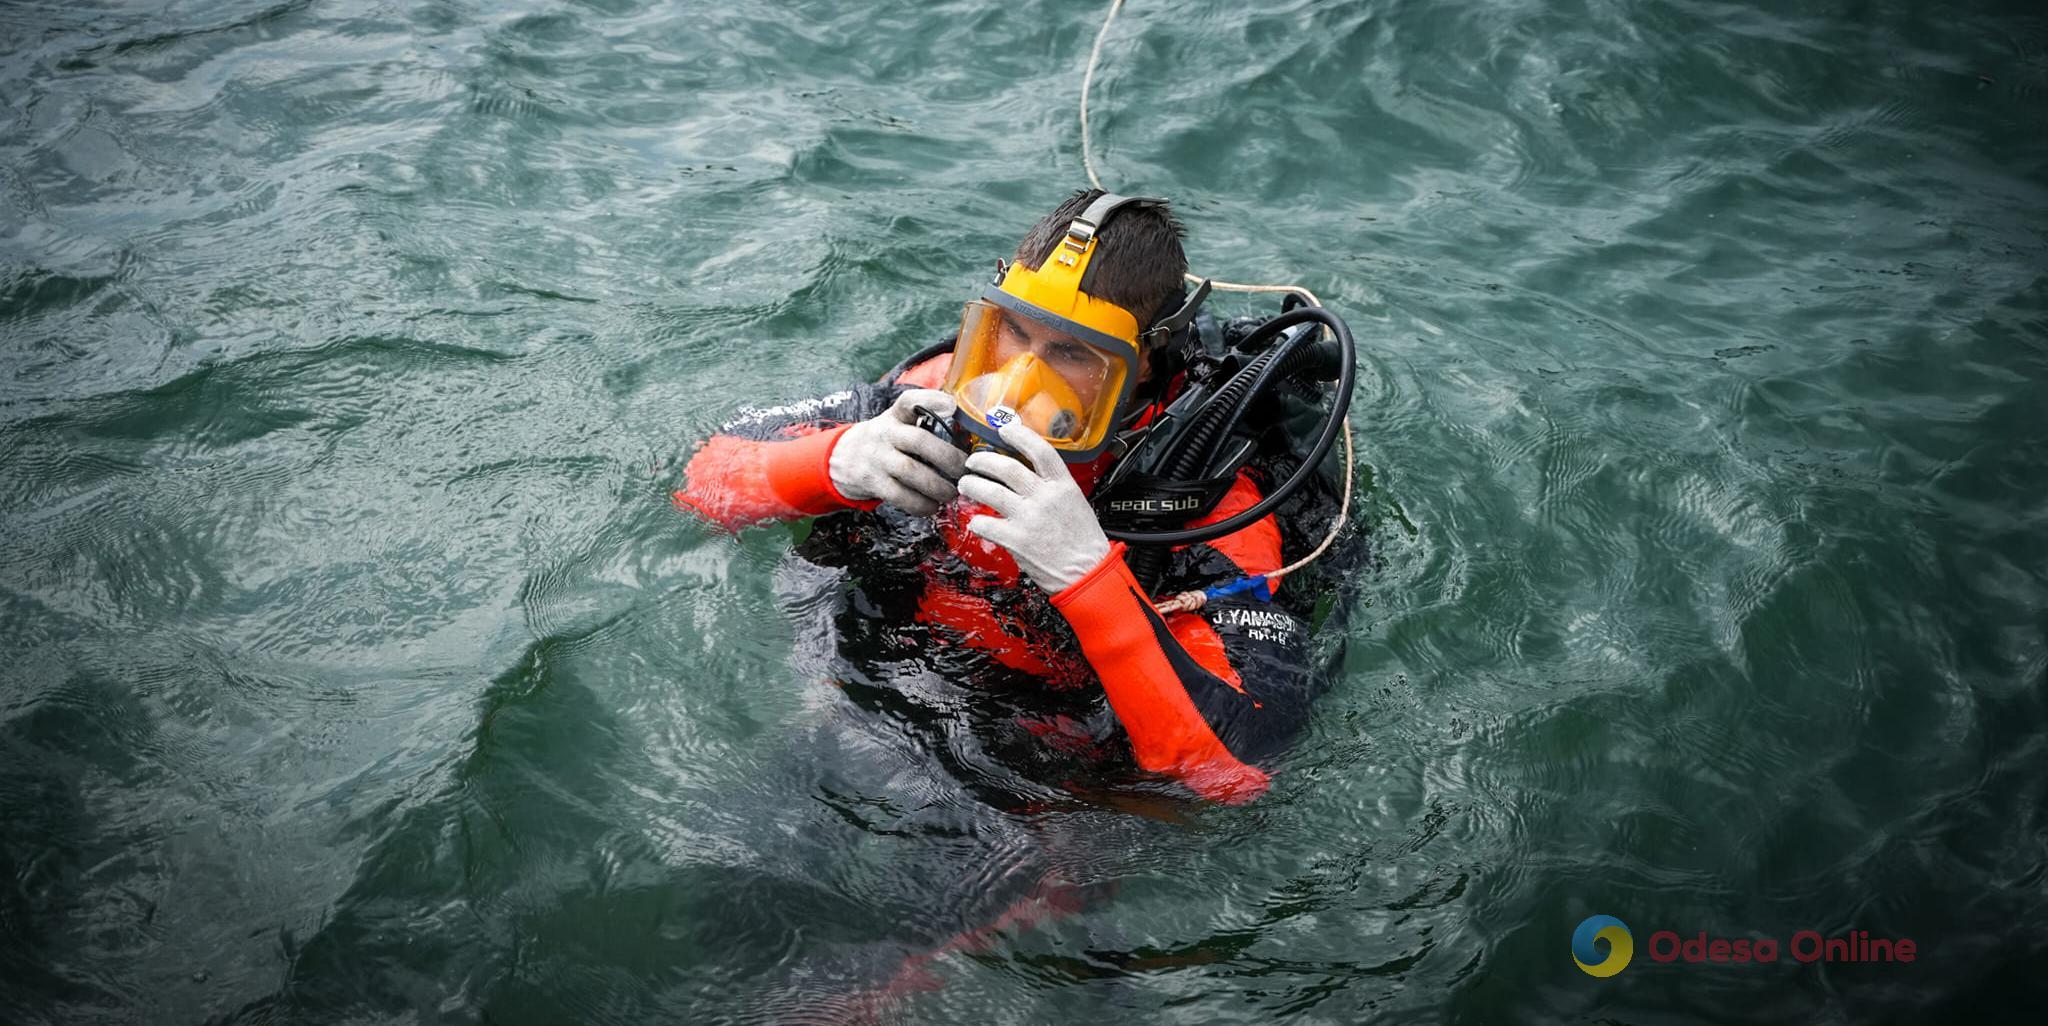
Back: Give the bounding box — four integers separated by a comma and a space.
829, 389, 969, 515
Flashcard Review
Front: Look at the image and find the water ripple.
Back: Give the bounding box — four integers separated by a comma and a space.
4, 0, 2047, 1021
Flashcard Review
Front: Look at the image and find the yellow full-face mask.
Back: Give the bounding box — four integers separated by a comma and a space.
942, 192, 1212, 462
947, 292, 1132, 459
943, 206, 1151, 462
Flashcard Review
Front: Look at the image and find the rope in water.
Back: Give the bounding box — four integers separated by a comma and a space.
1076, 0, 1358, 614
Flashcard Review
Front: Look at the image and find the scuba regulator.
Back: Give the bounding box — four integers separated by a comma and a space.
1089, 297, 1355, 591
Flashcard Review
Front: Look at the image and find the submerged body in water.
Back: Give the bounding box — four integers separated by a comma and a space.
675, 336, 1362, 805
674, 330, 1365, 1016
666, 188, 1373, 1011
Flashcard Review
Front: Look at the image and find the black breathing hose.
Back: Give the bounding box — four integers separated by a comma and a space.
1158, 319, 1322, 483
1103, 304, 1354, 549
1157, 347, 1284, 482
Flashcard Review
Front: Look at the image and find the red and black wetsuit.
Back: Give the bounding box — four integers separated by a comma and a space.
673, 353, 1325, 803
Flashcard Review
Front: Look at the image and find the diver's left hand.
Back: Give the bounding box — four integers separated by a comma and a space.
956, 418, 1113, 593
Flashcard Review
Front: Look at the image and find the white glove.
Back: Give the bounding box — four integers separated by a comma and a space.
956, 418, 1114, 593
829, 389, 969, 516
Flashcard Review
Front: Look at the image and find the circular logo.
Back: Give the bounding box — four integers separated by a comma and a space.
1573, 915, 1633, 978
986, 405, 1017, 429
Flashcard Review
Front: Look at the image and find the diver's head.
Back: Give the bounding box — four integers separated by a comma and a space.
944, 190, 1205, 462
1010, 188, 1190, 372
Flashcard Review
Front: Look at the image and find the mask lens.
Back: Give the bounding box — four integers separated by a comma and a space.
948, 300, 1122, 448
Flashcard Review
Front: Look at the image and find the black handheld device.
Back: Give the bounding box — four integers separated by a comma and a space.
913, 405, 1038, 476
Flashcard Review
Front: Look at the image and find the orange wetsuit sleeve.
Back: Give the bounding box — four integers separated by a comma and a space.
1051, 542, 1273, 802
673, 422, 884, 530
1048, 472, 1320, 803
671, 387, 894, 531
674, 354, 960, 530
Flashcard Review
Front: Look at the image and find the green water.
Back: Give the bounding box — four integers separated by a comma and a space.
3, 0, 2045, 1022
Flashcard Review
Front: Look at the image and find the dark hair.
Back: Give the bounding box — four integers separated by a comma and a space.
1012, 188, 1188, 331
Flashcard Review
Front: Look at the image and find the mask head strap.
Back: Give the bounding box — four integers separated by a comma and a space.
1063, 194, 1210, 351
1066, 193, 1163, 296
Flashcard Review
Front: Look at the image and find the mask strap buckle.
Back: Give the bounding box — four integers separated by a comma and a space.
1141, 276, 1213, 347
1063, 218, 1098, 253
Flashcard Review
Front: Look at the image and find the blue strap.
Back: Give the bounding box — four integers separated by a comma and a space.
1203, 574, 1272, 603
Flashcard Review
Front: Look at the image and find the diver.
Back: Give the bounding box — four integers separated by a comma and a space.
672, 189, 1355, 803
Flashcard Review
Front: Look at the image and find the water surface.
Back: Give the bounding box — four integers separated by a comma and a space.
3, 0, 2045, 1022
